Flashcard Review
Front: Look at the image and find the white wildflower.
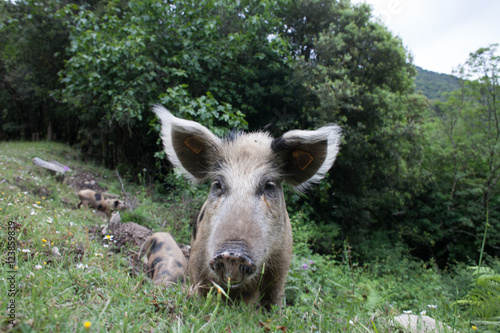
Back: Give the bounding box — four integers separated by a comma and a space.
52, 247, 62, 257
403, 310, 412, 314
34, 264, 43, 270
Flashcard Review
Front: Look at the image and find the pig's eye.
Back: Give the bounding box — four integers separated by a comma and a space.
264, 181, 276, 191
210, 179, 225, 196
262, 181, 277, 197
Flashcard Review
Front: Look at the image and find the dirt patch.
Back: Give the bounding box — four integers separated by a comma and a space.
34, 185, 51, 198
87, 221, 152, 248
114, 222, 153, 248
87, 220, 153, 275
67, 171, 106, 192
86, 219, 190, 277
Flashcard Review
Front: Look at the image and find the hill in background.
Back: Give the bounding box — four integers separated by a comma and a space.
414, 66, 460, 100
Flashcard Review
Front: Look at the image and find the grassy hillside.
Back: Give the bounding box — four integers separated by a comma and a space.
0, 141, 495, 332
414, 66, 460, 100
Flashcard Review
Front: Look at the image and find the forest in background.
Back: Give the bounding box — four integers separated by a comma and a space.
1, 0, 499, 269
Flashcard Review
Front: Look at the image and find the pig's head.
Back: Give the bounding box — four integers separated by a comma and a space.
107, 199, 127, 211
154, 105, 341, 304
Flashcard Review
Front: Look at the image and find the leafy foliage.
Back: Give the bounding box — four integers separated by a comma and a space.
56, 0, 292, 170
0, 0, 72, 141
457, 267, 500, 318
408, 44, 500, 264
279, 0, 429, 260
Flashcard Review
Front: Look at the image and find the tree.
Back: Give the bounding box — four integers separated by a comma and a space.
0, 0, 71, 141
418, 44, 500, 263
279, 0, 428, 259
58, 0, 303, 169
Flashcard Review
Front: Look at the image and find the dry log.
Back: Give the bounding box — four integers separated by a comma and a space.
32, 157, 72, 174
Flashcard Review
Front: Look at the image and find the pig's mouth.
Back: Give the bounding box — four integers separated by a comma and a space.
209, 250, 257, 289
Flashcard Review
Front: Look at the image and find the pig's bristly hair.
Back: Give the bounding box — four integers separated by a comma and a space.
153, 105, 341, 191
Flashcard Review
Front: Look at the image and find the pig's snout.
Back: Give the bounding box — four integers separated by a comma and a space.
209, 250, 256, 287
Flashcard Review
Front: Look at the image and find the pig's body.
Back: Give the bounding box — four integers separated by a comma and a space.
141, 232, 187, 286
148, 106, 341, 307
77, 189, 126, 217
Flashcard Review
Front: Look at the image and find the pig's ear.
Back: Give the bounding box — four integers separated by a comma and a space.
272, 125, 341, 191
154, 105, 222, 182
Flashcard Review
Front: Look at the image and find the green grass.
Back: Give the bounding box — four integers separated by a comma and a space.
1, 141, 498, 332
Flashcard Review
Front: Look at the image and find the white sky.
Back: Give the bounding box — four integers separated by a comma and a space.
352, 0, 500, 74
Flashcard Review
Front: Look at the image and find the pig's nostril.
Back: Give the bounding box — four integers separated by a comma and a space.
210, 261, 224, 271
240, 265, 254, 276
210, 250, 257, 285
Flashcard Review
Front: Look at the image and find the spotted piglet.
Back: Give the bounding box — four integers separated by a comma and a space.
141, 232, 187, 286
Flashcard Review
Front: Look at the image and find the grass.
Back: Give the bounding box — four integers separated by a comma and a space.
1, 141, 498, 332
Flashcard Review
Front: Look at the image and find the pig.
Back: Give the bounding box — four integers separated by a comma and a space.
77, 189, 126, 217
140, 232, 187, 286
149, 105, 341, 307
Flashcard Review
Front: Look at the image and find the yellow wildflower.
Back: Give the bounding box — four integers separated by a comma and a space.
42, 239, 47, 243
83, 321, 91, 329
472, 326, 477, 330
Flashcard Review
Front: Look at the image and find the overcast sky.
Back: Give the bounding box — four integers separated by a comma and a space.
351, 0, 500, 75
